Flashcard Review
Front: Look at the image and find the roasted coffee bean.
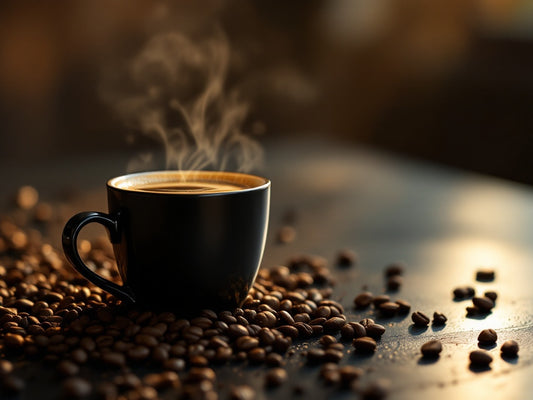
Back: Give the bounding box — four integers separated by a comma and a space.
421, 340, 442, 358
163, 357, 186, 371
307, 348, 326, 363
384, 262, 404, 277
501, 340, 519, 357
62, 377, 92, 398
359, 318, 375, 328
411, 311, 430, 327
340, 324, 355, 340
235, 336, 259, 351
379, 302, 399, 317
315, 305, 331, 318
319, 335, 337, 347
230, 385, 256, 400
339, 365, 363, 386
101, 352, 126, 367
294, 322, 313, 338
354, 292, 373, 309
265, 352, 284, 367
365, 323, 386, 339
228, 324, 249, 338
188, 367, 216, 383
294, 313, 310, 324
310, 317, 327, 325
361, 379, 390, 400
453, 286, 475, 299
114, 373, 141, 389
4, 333, 24, 349
349, 322, 366, 338
96, 382, 118, 400
258, 328, 275, 345
278, 226, 296, 244
324, 348, 343, 363
372, 295, 390, 308
214, 347, 233, 363
0, 360, 14, 375
432, 312, 447, 326
336, 249, 357, 267
478, 329, 497, 345
469, 350, 493, 366
279, 310, 295, 325
476, 269, 495, 282
484, 291, 498, 301
57, 360, 80, 376
143, 371, 180, 389
273, 336, 292, 353
321, 369, 340, 385
265, 368, 287, 387
353, 337, 377, 353
466, 306, 480, 315
323, 317, 345, 332
248, 347, 266, 363
152, 346, 169, 363
472, 297, 494, 312
395, 299, 411, 314
386, 275, 402, 291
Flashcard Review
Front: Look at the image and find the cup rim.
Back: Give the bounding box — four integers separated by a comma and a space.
107, 170, 270, 196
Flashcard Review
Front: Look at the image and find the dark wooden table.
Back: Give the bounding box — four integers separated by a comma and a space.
1, 137, 532, 399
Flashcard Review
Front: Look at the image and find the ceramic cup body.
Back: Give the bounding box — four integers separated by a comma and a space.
62, 171, 270, 313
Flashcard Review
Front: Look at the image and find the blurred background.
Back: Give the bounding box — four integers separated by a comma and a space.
1, 0, 533, 183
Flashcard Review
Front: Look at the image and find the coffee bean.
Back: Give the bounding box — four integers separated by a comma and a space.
307, 348, 326, 363
315, 305, 331, 318
386, 275, 402, 291
395, 299, 411, 315
365, 323, 386, 339
349, 322, 366, 338
432, 312, 447, 326
265, 352, 284, 367
359, 318, 375, 328
265, 368, 287, 387
353, 337, 377, 353
411, 311, 430, 327
453, 286, 475, 299
354, 292, 373, 309
340, 324, 355, 340
228, 324, 249, 338
277, 325, 299, 339
163, 358, 186, 371
476, 269, 495, 282
323, 317, 345, 332
4, 333, 24, 349
379, 302, 399, 317
466, 306, 480, 315
324, 348, 343, 363
372, 295, 390, 308
57, 360, 80, 376
96, 382, 118, 400
230, 385, 256, 400
469, 350, 493, 366
484, 291, 498, 301
421, 340, 442, 358
336, 249, 357, 267
478, 329, 497, 345
128, 346, 150, 361
62, 377, 92, 398
0, 360, 14, 375
235, 336, 259, 351
294, 322, 313, 338
319, 335, 337, 347
101, 352, 126, 367
278, 310, 295, 325
361, 379, 390, 400
143, 371, 180, 389
294, 313, 310, 324
501, 340, 519, 357
472, 297, 494, 312
339, 365, 363, 386
384, 262, 404, 277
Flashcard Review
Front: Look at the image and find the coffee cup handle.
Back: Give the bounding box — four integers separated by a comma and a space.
62, 211, 135, 303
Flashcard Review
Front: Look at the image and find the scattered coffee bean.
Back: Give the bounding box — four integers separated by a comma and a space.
352, 337, 377, 353
501, 340, 519, 357
469, 350, 493, 366
411, 311, 430, 327
265, 368, 287, 387
62, 377, 92, 398
476, 269, 495, 282
478, 329, 497, 345
338, 365, 363, 387
372, 295, 390, 308
57, 360, 80, 377
265, 352, 284, 367
354, 292, 373, 309
472, 297, 494, 312
379, 302, 399, 317
323, 317, 346, 332
386, 275, 402, 291
365, 323, 386, 339
484, 291, 498, 301
432, 312, 447, 326
384, 262, 404, 277
336, 249, 357, 267
0, 360, 14, 375
230, 385, 256, 400
453, 286, 475, 299
395, 299, 411, 314
421, 340, 442, 358
361, 379, 390, 400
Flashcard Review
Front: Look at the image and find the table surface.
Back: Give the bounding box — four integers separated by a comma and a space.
1, 137, 533, 399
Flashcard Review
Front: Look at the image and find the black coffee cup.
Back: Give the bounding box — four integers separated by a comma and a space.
62, 170, 270, 313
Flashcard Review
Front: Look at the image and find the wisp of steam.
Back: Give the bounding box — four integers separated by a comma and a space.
100, 31, 263, 173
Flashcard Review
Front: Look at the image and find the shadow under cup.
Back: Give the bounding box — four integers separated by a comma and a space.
62, 171, 270, 315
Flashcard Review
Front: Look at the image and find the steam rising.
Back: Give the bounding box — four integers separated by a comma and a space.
101, 32, 263, 173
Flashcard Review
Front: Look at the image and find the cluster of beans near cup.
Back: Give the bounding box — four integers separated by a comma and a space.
0, 186, 521, 399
